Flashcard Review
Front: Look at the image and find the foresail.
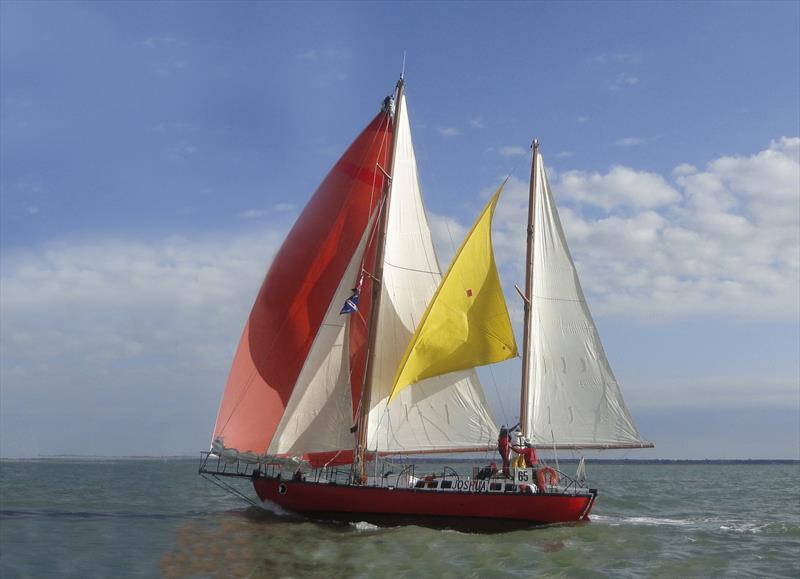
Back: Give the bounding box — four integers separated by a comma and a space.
266, 217, 375, 459
365, 94, 499, 453
211, 111, 392, 456
523, 153, 647, 448
390, 181, 517, 401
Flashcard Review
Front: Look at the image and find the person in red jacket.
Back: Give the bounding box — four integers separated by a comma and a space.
511, 436, 539, 467
497, 426, 511, 477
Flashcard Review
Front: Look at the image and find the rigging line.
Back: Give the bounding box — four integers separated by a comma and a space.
365, 115, 392, 229
530, 294, 586, 303
486, 363, 509, 427
382, 261, 440, 275
217, 113, 393, 439
444, 218, 457, 260
500, 147, 529, 186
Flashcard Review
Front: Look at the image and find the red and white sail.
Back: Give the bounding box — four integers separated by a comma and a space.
211, 111, 393, 461
265, 218, 375, 460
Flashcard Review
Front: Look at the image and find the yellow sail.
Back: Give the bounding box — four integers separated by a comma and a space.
389, 180, 518, 402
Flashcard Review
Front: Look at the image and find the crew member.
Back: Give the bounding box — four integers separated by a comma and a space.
497, 426, 511, 477
511, 437, 539, 467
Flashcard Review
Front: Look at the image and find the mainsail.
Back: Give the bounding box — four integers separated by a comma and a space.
521, 150, 648, 449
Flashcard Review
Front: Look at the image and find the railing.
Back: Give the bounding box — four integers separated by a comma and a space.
197, 452, 263, 506
198, 451, 591, 500
198, 451, 265, 478
393, 464, 416, 488
539, 465, 586, 495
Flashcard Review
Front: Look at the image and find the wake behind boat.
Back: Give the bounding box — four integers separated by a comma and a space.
199, 75, 652, 528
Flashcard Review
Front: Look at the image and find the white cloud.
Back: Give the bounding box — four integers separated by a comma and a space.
470, 117, 484, 129
438, 127, 461, 137
576, 116, 590, 123
558, 165, 681, 210
297, 48, 342, 61
298, 49, 320, 60
0, 229, 285, 456
486, 137, 800, 321
498, 146, 528, 157
609, 74, 639, 90
137, 37, 186, 50
149, 121, 192, 133
239, 209, 265, 218
591, 53, 642, 65
166, 141, 197, 160
617, 137, 645, 146
1, 232, 282, 312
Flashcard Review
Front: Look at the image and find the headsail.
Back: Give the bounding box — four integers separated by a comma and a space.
266, 213, 377, 459
389, 180, 518, 401
364, 93, 500, 454
522, 151, 649, 449
211, 111, 393, 458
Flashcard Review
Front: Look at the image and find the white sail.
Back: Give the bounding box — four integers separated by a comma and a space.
366, 94, 499, 453
523, 153, 647, 448
266, 223, 373, 457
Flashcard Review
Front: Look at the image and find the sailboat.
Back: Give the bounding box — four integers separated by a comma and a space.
199, 76, 652, 527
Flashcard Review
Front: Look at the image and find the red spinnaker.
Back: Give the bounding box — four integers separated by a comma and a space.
212, 112, 393, 454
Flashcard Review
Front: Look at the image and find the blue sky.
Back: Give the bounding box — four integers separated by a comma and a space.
2, 1, 798, 458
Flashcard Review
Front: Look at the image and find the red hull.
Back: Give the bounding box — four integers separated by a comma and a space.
253, 477, 596, 526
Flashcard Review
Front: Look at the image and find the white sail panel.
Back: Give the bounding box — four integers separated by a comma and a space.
523, 154, 646, 448
267, 224, 373, 457
366, 94, 499, 453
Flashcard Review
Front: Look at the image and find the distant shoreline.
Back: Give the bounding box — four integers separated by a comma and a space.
1, 455, 797, 465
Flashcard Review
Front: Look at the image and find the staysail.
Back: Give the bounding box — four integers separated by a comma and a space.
389, 180, 518, 401
364, 93, 500, 454
211, 111, 393, 459
265, 214, 377, 459
522, 150, 648, 449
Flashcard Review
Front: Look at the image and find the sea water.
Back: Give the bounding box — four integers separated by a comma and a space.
1, 459, 798, 578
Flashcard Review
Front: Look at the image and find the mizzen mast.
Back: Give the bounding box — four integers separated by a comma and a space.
354, 76, 405, 480
519, 139, 539, 439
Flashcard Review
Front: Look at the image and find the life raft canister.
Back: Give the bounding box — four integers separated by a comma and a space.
535, 467, 558, 493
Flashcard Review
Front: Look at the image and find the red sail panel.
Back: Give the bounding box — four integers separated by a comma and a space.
347, 225, 379, 422
212, 112, 393, 454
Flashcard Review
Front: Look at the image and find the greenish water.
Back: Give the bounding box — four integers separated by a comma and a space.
1, 459, 798, 578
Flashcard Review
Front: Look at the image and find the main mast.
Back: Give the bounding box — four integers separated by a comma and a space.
519, 139, 539, 438
354, 76, 405, 480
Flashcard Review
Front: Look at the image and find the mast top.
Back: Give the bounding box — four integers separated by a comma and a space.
532, 139, 540, 150
400, 51, 406, 80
